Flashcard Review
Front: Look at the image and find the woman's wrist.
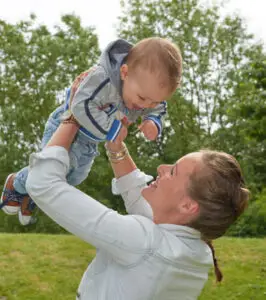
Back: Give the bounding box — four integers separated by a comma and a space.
105, 142, 129, 163
105, 141, 126, 152
105, 141, 136, 178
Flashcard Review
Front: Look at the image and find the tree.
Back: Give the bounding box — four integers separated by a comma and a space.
214, 58, 266, 193
0, 14, 101, 232
117, 0, 263, 166
117, 0, 266, 237
0, 14, 100, 181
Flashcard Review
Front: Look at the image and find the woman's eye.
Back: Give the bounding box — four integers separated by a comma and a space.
170, 168, 174, 176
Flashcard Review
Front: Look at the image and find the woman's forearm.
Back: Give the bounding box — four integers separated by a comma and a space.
105, 142, 137, 179
46, 121, 79, 151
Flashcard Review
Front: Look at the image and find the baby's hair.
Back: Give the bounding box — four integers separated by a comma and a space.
126, 37, 182, 92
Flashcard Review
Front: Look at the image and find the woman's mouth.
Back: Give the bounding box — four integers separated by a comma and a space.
149, 181, 157, 188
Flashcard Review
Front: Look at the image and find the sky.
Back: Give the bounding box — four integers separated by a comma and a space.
0, 0, 265, 49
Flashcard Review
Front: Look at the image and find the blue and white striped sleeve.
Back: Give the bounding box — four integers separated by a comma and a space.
143, 101, 167, 136
71, 67, 122, 142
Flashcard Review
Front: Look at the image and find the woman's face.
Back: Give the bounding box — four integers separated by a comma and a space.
142, 152, 202, 224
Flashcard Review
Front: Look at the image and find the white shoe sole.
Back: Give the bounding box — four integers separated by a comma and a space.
18, 209, 35, 226
0, 174, 20, 215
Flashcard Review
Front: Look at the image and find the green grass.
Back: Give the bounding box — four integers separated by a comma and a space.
0, 235, 265, 300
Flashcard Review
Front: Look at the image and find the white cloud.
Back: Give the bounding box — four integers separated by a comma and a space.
0, 0, 121, 48
223, 0, 266, 46
0, 0, 265, 48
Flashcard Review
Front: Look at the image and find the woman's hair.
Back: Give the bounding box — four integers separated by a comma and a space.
126, 37, 182, 91
187, 150, 250, 281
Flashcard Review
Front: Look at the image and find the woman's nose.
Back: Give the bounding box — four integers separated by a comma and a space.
157, 164, 171, 176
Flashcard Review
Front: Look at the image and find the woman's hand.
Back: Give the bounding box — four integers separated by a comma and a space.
105, 122, 137, 178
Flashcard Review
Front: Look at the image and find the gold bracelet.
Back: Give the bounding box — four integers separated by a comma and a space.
106, 146, 127, 155
104, 142, 126, 153
108, 153, 129, 163
105, 142, 129, 163
107, 148, 128, 160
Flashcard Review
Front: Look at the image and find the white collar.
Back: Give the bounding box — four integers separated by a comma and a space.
158, 224, 201, 239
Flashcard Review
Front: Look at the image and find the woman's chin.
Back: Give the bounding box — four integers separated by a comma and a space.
141, 185, 155, 203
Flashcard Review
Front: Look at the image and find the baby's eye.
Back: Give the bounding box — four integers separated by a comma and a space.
138, 95, 145, 101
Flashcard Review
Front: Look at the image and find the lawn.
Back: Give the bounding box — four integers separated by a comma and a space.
0, 234, 265, 299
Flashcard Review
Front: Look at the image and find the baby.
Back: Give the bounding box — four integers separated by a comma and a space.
0, 37, 182, 225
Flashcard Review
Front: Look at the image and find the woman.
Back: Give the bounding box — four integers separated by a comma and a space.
26, 120, 249, 300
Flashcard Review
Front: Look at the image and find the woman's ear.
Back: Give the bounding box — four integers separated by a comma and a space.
180, 197, 199, 217
120, 64, 129, 80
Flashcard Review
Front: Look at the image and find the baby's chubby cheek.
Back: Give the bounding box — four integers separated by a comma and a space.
122, 95, 133, 109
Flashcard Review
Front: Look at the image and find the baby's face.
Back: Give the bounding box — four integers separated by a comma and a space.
120, 65, 172, 110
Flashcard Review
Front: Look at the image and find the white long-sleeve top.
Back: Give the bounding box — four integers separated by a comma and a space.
26, 146, 213, 300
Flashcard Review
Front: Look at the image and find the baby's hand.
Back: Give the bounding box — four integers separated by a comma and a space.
139, 120, 158, 141
121, 116, 133, 127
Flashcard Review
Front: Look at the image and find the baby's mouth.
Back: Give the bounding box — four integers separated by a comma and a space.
132, 104, 142, 110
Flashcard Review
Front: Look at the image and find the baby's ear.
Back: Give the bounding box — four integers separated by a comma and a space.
120, 64, 129, 80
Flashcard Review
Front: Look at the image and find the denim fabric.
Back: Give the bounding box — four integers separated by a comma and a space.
13, 105, 99, 194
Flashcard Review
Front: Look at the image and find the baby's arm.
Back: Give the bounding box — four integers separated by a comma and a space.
138, 120, 158, 141
141, 101, 167, 138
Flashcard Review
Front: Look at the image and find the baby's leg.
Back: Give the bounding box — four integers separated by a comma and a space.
67, 133, 99, 186
14, 106, 64, 193
0, 106, 64, 224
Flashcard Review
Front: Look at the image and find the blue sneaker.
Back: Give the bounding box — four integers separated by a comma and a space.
0, 173, 23, 215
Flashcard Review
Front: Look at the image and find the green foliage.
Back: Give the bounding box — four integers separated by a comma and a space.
0, 14, 100, 179
0, 1, 265, 235
227, 189, 266, 237
118, 0, 264, 163
226, 59, 266, 193
119, 0, 256, 134
117, 0, 266, 235
0, 15, 103, 231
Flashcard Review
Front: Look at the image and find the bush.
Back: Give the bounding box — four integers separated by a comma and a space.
227, 188, 266, 237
